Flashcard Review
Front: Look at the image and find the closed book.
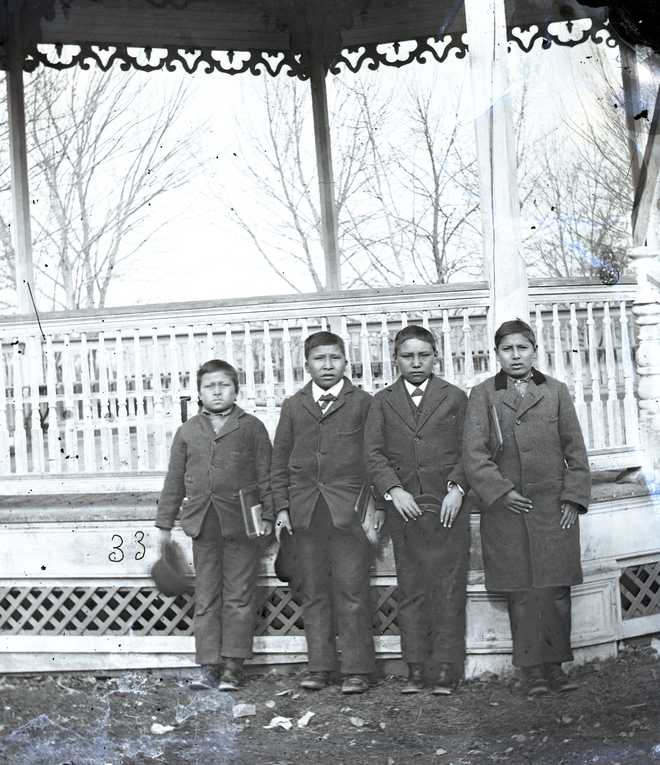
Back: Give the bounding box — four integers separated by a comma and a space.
239, 483, 264, 539
355, 485, 380, 545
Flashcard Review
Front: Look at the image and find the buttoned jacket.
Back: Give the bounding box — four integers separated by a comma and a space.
271, 378, 372, 529
156, 407, 273, 539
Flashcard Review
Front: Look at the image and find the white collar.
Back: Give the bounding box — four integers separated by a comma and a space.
312, 378, 345, 402
403, 377, 430, 396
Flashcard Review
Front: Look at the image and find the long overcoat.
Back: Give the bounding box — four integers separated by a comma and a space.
270, 378, 372, 529
156, 407, 273, 539
463, 369, 591, 591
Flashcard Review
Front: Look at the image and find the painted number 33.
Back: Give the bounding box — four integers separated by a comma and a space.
108, 531, 146, 563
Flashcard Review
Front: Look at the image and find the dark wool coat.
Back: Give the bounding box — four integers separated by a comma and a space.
156, 407, 274, 539
463, 369, 591, 591
271, 378, 372, 529
364, 375, 468, 499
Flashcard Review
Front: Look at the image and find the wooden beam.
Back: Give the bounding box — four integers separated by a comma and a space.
464, 0, 528, 331
309, 58, 341, 291
631, 79, 660, 247
620, 44, 644, 191
6, 0, 35, 314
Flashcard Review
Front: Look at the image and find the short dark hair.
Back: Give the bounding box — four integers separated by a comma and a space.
494, 318, 536, 349
304, 331, 346, 360
393, 325, 437, 356
196, 359, 239, 393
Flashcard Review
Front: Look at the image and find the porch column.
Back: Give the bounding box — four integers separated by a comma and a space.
6, 0, 35, 314
464, 0, 528, 332
309, 57, 341, 291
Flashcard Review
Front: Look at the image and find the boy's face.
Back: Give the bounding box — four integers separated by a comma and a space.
395, 338, 436, 385
198, 370, 237, 413
496, 333, 537, 379
305, 344, 346, 390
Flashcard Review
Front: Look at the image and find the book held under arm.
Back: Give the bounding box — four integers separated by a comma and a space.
355, 484, 380, 545
239, 484, 265, 539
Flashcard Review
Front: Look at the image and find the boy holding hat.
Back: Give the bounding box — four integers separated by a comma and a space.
365, 324, 469, 695
463, 319, 591, 697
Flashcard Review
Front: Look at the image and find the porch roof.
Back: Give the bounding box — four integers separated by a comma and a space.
1, 0, 608, 75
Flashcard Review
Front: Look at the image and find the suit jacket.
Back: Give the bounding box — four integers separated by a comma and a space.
156, 407, 273, 539
365, 375, 468, 500
463, 369, 591, 590
271, 378, 372, 529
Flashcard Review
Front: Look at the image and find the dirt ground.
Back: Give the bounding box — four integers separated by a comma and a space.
0, 639, 658, 765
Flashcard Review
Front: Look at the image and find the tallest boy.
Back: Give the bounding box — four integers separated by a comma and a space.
271, 331, 377, 694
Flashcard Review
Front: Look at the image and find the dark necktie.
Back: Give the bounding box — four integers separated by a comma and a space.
318, 393, 336, 412
410, 387, 424, 405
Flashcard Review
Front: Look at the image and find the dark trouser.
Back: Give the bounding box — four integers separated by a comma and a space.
388, 508, 469, 681
506, 586, 573, 668
295, 496, 376, 675
191, 508, 260, 665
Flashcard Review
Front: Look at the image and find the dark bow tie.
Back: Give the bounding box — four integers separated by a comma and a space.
410, 388, 425, 398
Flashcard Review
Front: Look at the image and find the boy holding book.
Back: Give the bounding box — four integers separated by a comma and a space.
271, 331, 379, 694
463, 319, 591, 697
156, 359, 273, 691
365, 325, 469, 695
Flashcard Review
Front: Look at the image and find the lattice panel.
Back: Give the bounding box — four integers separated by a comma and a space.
0, 585, 402, 637
620, 562, 660, 620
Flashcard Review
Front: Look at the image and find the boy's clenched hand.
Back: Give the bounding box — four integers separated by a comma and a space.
274, 509, 293, 542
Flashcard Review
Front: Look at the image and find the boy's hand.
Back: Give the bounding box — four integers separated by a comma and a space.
374, 510, 385, 532
260, 520, 273, 537
275, 509, 293, 542
503, 490, 533, 514
389, 487, 422, 521
158, 528, 172, 553
440, 486, 463, 528
560, 502, 578, 529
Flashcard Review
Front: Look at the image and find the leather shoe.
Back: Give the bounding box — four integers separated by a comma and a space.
218, 657, 243, 691
341, 675, 370, 694
299, 671, 329, 691
401, 664, 424, 694
431, 663, 457, 695
523, 665, 549, 698
545, 663, 578, 692
190, 663, 221, 691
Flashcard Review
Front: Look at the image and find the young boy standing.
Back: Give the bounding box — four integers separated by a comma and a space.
156, 359, 273, 691
463, 319, 591, 697
365, 325, 469, 695
271, 331, 378, 694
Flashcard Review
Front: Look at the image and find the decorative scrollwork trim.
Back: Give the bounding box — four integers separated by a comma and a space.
507, 18, 616, 55
23, 42, 308, 79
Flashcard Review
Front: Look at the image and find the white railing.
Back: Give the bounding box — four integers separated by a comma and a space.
0, 278, 638, 477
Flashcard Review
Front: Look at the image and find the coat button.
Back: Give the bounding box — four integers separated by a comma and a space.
515, 419, 521, 425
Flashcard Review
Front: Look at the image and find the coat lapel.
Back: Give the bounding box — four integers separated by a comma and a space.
319, 377, 353, 419
213, 407, 243, 440
516, 380, 545, 418
298, 382, 322, 421
384, 377, 418, 432
416, 376, 450, 431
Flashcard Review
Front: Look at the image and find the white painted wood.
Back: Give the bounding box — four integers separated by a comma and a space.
569, 304, 590, 444
224, 322, 234, 365
380, 315, 392, 386
359, 315, 373, 392
151, 331, 167, 471
300, 319, 310, 383
0, 340, 11, 472
168, 327, 181, 435
619, 301, 640, 448
602, 302, 622, 446
534, 304, 547, 371
27, 335, 45, 473
551, 304, 566, 381
263, 320, 276, 414
340, 315, 353, 381
400, 311, 407, 329
44, 334, 60, 472
465, 0, 528, 328
79, 333, 96, 472
61, 334, 79, 473
587, 303, 605, 449
97, 331, 115, 471
462, 310, 475, 382
114, 330, 131, 470
132, 331, 149, 470
186, 325, 196, 401
11, 339, 27, 473
281, 320, 294, 396
442, 310, 455, 382
243, 323, 256, 412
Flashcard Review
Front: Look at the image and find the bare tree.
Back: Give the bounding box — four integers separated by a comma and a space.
0, 65, 200, 311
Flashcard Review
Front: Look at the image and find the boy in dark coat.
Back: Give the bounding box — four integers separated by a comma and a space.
365, 325, 469, 695
156, 359, 273, 691
463, 319, 591, 697
271, 331, 379, 694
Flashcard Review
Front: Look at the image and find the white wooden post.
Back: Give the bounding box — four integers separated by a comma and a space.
114, 330, 131, 470
442, 310, 455, 382
282, 320, 294, 396
619, 301, 640, 448
587, 303, 605, 449
380, 316, 392, 386
465, 0, 528, 329
45, 335, 60, 472
133, 331, 149, 470
0, 342, 11, 473
79, 333, 96, 472
27, 335, 44, 473
359, 316, 372, 392
6, 1, 34, 314
569, 304, 590, 445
